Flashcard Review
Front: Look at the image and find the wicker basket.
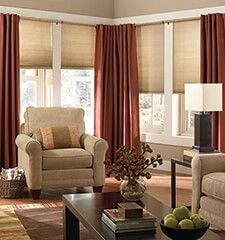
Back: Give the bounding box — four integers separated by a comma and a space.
0, 175, 26, 199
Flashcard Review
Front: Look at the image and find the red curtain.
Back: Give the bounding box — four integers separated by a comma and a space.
0, 14, 20, 168
201, 14, 225, 152
94, 24, 140, 162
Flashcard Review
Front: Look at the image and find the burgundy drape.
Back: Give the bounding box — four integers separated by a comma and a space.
94, 24, 140, 162
201, 14, 225, 152
0, 14, 20, 168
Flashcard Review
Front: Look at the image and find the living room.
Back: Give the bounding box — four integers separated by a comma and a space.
0, 0, 225, 239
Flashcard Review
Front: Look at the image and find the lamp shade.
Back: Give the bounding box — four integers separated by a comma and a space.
185, 83, 223, 112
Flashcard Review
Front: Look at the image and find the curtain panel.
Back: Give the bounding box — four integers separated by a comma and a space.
201, 14, 225, 152
0, 14, 20, 168
94, 24, 140, 162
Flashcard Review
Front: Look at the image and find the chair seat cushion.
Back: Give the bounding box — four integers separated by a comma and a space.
42, 148, 93, 170
202, 172, 225, 201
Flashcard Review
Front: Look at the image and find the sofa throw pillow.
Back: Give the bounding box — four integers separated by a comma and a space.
33, 126, 81, 150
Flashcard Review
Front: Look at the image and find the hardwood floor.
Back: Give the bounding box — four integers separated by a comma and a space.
0, 171, 224, 238
0, 172, 192, 207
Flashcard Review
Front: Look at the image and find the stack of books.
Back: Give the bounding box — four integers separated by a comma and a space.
183, 149, 198, 162
101, 205, 157, 234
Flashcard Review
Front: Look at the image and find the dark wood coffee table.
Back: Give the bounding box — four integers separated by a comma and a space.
63, 192, 222, 240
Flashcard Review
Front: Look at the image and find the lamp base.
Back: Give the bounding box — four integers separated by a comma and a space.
194, 113, 214, 153
192, 145, 215, 153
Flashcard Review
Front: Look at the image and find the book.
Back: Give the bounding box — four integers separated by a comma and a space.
102, 213, 157, 230
103, 208, 157, 225
101, 214, 156, 233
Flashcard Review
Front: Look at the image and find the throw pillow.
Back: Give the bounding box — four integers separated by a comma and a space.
33, 126, 81, 150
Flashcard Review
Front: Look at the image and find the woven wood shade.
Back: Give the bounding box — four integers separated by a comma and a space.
61, 24, 96, 68
20, 19, 52, 68
173, 20, 200, 93
136, 24, 164, 93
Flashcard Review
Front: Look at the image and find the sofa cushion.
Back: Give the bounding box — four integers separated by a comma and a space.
33, 126, 81, 150
42, 148, 92, 170
202, 172, 225, 201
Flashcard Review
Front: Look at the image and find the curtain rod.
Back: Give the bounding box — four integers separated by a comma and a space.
21, 16, 200, 27
20, 16, 96, 27
136, 16, 200, 26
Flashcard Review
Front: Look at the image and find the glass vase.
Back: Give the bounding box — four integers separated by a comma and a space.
120, 177, 146, 201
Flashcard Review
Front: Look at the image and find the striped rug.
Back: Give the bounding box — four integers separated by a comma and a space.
0, 202, 62, 240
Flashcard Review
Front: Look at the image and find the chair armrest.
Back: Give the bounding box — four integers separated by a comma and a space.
81, 133, 108, 156
15, 134, 42, 190
16, 134, 41, 155
81, 134, 108, 186
192, 154, 225, 213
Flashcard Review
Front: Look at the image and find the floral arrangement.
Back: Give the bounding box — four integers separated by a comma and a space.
105, 143, 163, 182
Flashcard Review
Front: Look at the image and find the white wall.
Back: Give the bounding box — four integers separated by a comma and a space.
0, 0, 114, 18
114, 0, 225, 18
149, 143, 192, 175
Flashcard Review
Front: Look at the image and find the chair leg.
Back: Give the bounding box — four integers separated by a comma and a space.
93, 186, 103, 193
30, 189, 41, 199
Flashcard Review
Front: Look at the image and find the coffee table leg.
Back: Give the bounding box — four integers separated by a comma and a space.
63, 205, 80, 240
171, 161, 176, 209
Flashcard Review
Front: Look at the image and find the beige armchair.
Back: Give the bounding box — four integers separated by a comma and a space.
192, 154, 225, 230
16, 107, 108, 199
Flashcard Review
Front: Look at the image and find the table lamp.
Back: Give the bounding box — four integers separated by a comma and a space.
185, 83, 223, 152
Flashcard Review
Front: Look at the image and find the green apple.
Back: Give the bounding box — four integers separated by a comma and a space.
164, 213, 176, 222
178, 219, 194, 229
190, 213, 199, 221
173, 206, 189, 221
202, 219, 208, 228
164, 217, 178, 228
192, 215, 208, 228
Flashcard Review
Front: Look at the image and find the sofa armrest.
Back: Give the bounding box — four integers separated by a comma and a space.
81, 134, 108, 186
15, 134, 42, 190
192, 154, 225, 213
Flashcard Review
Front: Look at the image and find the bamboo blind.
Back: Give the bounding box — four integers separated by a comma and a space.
136, 24, 164, 93
173, 20, 200, 93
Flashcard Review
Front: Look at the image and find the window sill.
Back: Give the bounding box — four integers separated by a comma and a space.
140, 132, 193, 147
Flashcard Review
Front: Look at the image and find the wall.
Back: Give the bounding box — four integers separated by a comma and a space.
149, 143, 192, 175
114, 0, 225, 18
0, 0, 114, 18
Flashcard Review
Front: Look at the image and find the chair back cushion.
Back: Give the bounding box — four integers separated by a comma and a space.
24, 107, 85, 138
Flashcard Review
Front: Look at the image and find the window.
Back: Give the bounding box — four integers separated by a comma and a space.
136, 23, 165, 134
182, 110, 194, 136
20, 69, 37, 120
20, 69, 52, 121
139, 93, 164, 133
61, 69, 94, 134
173, 20, 200, 137
177, 94, 194, 136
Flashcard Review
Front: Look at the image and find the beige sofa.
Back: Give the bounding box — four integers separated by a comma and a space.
192, 154, 225, 230
15, 107, 108, 199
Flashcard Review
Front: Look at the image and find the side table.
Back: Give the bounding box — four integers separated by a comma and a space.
171, 151, 220, 209
171, 158, 191, 209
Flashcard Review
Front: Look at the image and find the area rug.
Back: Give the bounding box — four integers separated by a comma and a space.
0, 202, 64, 240
0, 204, 33, 240
15, 206, 93, 240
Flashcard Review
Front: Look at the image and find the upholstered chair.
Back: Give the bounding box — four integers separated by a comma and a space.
192, 154, 225, 230
15, 107, 108, 199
